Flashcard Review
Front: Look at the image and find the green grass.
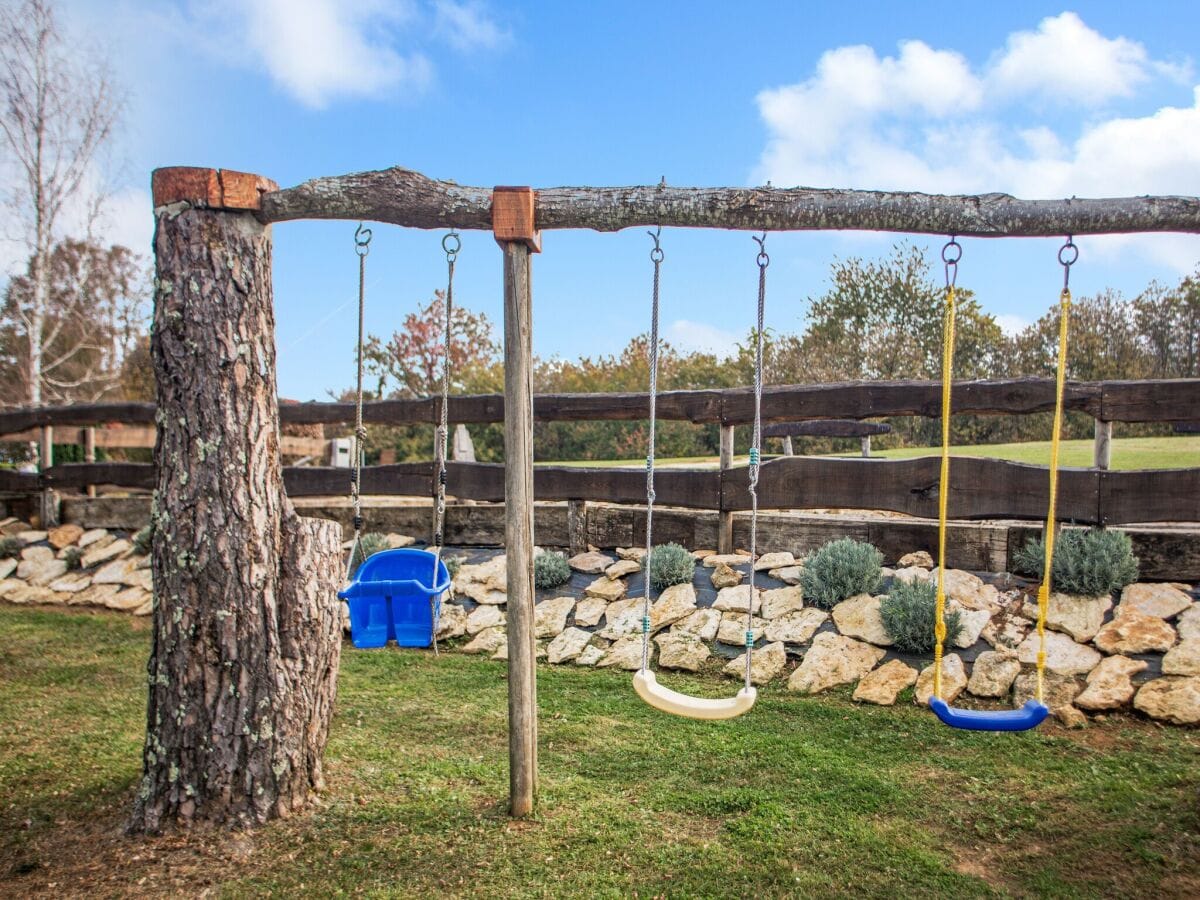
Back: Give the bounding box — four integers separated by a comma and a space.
2, 606, 1199, 897
548, 436, 1200, 471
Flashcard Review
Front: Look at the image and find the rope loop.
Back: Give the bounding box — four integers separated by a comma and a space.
354, 223, 372, 256
753, 231, 769, 268
442, 229, 461, 261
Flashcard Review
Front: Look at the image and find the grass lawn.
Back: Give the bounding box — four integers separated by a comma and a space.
549, 435, 1200, 471
2, 606, 1199, 898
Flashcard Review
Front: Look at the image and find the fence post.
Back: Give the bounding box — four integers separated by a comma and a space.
567, 499, 588, 555
861, 435, 872, 458
84, 426, 97, 498
782, 435, 793, 456
1093, 419, 1112, 470
38, 425, 58, 527
718, 424, 735, 554
494, 186, 540, 818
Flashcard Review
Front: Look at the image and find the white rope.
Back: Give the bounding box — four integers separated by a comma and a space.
640, 229, 663, 672
430, 232, 460, 655
745, 235, 769, 692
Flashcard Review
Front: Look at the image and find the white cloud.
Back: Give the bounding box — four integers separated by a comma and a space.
664, 320, 740, 357
755, 14, 1200, 272
433, 0, 509, 52
994, 313, 1030, 336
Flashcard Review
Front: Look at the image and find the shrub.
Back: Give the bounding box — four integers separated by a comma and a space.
534, 551, 571, 589
444, 555, 464, 579
132, 525, 153, 556
799, 538, 882, 610
0, 536, 18, 559
645, 542, 696, 592
348, 532, 389, 574
1012, 528, 1138, 596
880, 579, 963, 653
63, 547, 83, 571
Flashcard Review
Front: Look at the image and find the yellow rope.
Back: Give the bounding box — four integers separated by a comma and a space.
933, 285, 956, 700
1035, 289, 1072, 702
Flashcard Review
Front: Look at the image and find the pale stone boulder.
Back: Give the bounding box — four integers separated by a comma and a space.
891, 566, 931, 586
1013, 670, 1085, 727
764, 608, 828, 644
1075, 656, 1148, 710
568, 550, 611, 574
713, 584, 760, 613
702, 553, 751, 568
1093, 609, 1177, 655
18, 544, 54, 566
950, 603, 993, 649
547, 627, 594, 664
967, 650, 1021, 698
759, 585, 804, 620
453, 555, 507, 598
1161, 639, 1200, 676
724, 641, 788, 684
605, 559, 641, 579
133, 597, 153, 616
1133, 677, 1200, 725
576, 643, 609, 666
24, 558, 68, 586
7, 584, 62, 604
754, 551, 795, 571
1177, 604, 1200, 641
853, 659, 918, 705
105, 587, 150, 611
48, 574, 91, 593
1118, 583, 1193, 620
655, 631, 710, 672
832, 594, 893, 646
915, 654, 968, 706
93, 558, 138, 585
466, 604, 505, 635
534, 596, 575, 638
77, 528, 111, 548
615, 547, 646, 562
15, 530, 47, 544
718, 612, 767, 646
1020, 592, 1112, 643
672, 608, 721, 642
690, 548, 716, 560
710, 563, 743, 589
596, 597, 642, 640
896, 550, 934, 568
0, 558, 15, 580
573, 596, 608, 628
463, 626, 507, 654
787, 632, 885, 694
598, 635, 644, 670
584, 575, 626, 603
456, 582, 507, 605
1017, 630, 1101, 676
649, 583, 698, 631
981, 608, 1033, 650
81, 538, 131, 569
71, 583, 119, 606
768, 565, 804, 585
0, 577, 24, 599
435, 604, 468, 640
385, 533, 415, 548
47, 524, 84, 549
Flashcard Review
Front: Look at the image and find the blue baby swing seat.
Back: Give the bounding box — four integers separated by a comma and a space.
339, 548, 451, 649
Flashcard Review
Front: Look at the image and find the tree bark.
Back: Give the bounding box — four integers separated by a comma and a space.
129, 205, 342, 834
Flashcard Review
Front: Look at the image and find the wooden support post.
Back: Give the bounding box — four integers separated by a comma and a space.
495, 186, 539, 818
1094, 419, 1112, 470
782, 435, 794, 457
567, 499, 588, 555
861, 435, 872, 458
84, 426, 97, 497
718, 424, 735, 554
37, 426, 58, 527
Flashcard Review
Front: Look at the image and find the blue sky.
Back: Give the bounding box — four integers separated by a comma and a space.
34, 1, 1200, 400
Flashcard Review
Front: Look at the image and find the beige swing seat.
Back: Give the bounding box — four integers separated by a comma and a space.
633, 669, 757, 721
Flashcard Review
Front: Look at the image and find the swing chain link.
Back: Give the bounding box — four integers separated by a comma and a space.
942, 236, 961, 290
346, 223, 373, 581
745, 232, 769, 691
1058, 235, 1078, 295
641, 226, 663, 674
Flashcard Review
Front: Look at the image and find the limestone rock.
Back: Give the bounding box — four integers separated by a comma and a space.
547, 627, 594, 664
787, 632, 885, 694
534, 596, 575, 638
710, 563, 743, 589
832, 594, 893, 646
467, 604, 506, 635
616, 547, 646, 562
713, 584, 759, 613
93, 558, 138, 585
891, 566, 931, 586
48, 574, 91, 593
853, 659, 918, 705
981, 608, 1033, 650
897, 550, 934, 568
1162, 639, 1200, 676
702, 553, 751, 568
1013, 670, 1085, 727
718, 612, 767, 646
1093, 609, 1177, 655
950, 603, 993, 649
81, 538, 130, 569
1118, 583, 1193, 620
71, 583, 120, 606
7, 584, 64, 604
0, 577, 24, 598
105, 587, 150, 611
76, 528, 110, 548
133, 597, 154, 616
725, 641, 787, 684
760, 585, 804, 620
1177, 604, 1200, 641
576, 643, 608, 666
655, 631, 710, 672
1133, 676, 1200, 725
23, 558, 67, 586
754, 551, 795, 571
124, 568, 153, 592
463, 626, 507, 654
584, 575, 626, 603
1017, 630, 1101, 676
605, 559, 641, 580
15, 530, 47, 544
966, 650, 1021, 698
569, 551, 612, 574
915, 654, 968, 705
672, 608, 721, 642
18, 544, 54, 565
47, 524, 84, 549
435, 603, 468, 640
650, 583, 698, 630
385, 533, 415, 548
764, 608, 828, 644
597, 597, 642, 640
768, 565, 804, 585
690, 548, 716, 560
573, 596, 608, 628
934, 568, 1002, 612
458, 583, 507, 606
598, 635, 644, 670
1020, 592, 1112, 643
0, 558, 15, 580
1075, 655, 1148, 710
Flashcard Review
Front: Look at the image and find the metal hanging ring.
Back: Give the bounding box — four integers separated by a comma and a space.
442, 230, 461, 259
648, 226, 664, 263
753, 232, 769, 267
942, 237, 961, 288
1058, 236, 1079, 268
354, 223, 372, 256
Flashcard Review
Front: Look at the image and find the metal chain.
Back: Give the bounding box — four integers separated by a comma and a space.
640, 227, 664, 672
430, 230, 460, 655
745, 233, 769, 692
346, 223, 372, 581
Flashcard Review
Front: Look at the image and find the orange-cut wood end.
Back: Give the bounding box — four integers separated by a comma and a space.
220, 170, 279, 210
492, 186, 541, 252
152, 167, 278, 210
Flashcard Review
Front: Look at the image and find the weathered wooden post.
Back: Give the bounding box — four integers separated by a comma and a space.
567, 498, 588, 555
861, 435, 872, 458
37, 425, 58, 526
718, 424, 735, 554
84, 425, 97, 497
129, 168, 344, 834
1093, 419, 1112, 470
493, 187, 539, 817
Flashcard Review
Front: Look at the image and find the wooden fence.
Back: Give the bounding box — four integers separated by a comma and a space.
2, 376, 1198, 541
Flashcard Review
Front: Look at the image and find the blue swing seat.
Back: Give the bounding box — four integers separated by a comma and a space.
929, 697, 1049, 732
338, 548, 451, 649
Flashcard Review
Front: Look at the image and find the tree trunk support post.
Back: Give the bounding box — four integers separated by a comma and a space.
861, 435, 872, 458
718, 424, 735, 554
494, 186, 540, 818
782, 435, 793, 457
1094, 419, 1113, 470
129, 167, 344, 834
84, 426, 97, 497
37, 425, 58, 527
